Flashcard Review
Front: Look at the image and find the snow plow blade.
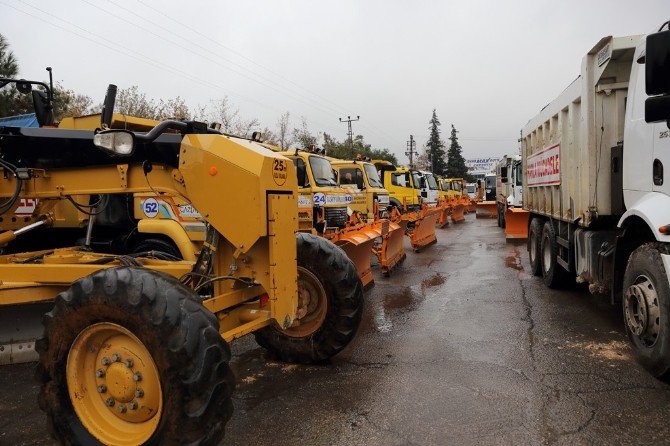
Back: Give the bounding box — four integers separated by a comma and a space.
436, 201, 451, 228
450, 202, 465, 223
476, 201, 497, 219
404, 207, 439, 252
371, 219, 407, 276
504, 208, 530, 240
331, 223, 378, 290
466, 198, 476, 213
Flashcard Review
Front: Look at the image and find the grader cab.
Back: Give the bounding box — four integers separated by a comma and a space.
0, 79, 364, 444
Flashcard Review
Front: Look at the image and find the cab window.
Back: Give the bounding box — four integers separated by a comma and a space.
426, 174, 438, 190
308, 156, 337, 187
364, 164, 384, 188
391, 172, 410, 187
515, 163, 523, 186
292, 158, 309, 187
340, 167, 364, 189
412, 173, 423, 189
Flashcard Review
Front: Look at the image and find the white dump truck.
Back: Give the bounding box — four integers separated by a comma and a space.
522, 23, 670, 378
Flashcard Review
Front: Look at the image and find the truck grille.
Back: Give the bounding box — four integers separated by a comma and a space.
324, 207, 348, 228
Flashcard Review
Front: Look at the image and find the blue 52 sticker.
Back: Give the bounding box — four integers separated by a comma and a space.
143, 198, 159, 218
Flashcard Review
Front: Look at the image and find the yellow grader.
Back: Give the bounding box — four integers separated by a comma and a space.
0, 79, 364, 445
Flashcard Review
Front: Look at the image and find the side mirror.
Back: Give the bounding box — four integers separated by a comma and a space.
101, 84, 117, 128
32, 90, 54, 126
645, 29, 670, 124
93, 129, 135, 156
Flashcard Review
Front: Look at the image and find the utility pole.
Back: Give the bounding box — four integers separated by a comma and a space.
405, 135, 417, 168
339, 115, 360, 150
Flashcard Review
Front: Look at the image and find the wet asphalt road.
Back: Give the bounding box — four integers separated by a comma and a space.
2, 214, 670, 445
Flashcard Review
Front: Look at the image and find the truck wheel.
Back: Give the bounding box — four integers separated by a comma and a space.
528, 218, 543, 276
540, 221, 569, 288
36, 267, 235, 445
389, 198, 403, 215
254, 233, 364, 363
623, 243, 670, 379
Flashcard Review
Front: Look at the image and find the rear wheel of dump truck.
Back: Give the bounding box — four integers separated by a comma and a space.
540, 221, 569, 288
389, 198, 403, 215
255, 233, 364, 363
623, 243, 670, 380
36, 267, 235, 446
528, 218, 543, 276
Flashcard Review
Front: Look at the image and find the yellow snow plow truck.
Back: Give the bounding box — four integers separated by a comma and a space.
0, 80, 364, 445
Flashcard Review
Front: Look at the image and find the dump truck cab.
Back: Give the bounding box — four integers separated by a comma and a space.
466, 182, 477, 198
496, 154, 523, 209
279, 149, 352, 233
484, 173, 496, 201
375, 160, 422, 211
331, 158, 389, 221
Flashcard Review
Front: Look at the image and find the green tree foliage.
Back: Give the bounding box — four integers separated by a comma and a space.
323, 133, 397, 164
445, 124, 472, 180
425, 109, 447, 174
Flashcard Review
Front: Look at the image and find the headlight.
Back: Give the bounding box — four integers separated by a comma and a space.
93, 130, 135, 156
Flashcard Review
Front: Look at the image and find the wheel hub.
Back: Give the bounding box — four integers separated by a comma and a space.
67, 323, 162, 445
286, 267, 328, 337
625, 276, 661, 347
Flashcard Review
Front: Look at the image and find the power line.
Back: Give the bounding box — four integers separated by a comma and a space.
7, 0, 344, 136
132, 0, 398, 147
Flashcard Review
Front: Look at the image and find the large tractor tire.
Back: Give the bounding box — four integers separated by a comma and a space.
254, 233, 364, 363
527, 218, 543, 276
540, 221, 570, 288
623, 243, 670, 380
36, 267, 234, 446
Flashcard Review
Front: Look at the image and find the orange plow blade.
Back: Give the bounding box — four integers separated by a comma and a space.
333, 224, 378, 290
450, 202, 465, 223
436, 201, 451, 228
476, 201, 497, 219
504, 208, 530, 240
466, 198, 476, 213
371, 219, 407, 276
404, 208, 439, 252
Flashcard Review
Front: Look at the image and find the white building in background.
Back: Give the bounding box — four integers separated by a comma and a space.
466, 157, 500, 180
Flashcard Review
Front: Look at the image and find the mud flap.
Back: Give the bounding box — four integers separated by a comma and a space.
0, 302, 52, 365
371, 219, 407, 276
504, 208, 530, 240
476, 201, 498, 219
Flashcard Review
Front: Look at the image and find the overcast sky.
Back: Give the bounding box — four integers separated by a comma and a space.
1, 0, 669, 163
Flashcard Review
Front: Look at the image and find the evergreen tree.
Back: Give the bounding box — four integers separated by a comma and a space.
445, 124, 469, 179
425, 109, 447, 174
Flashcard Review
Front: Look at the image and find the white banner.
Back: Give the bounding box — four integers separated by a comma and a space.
527, 143, 560, 187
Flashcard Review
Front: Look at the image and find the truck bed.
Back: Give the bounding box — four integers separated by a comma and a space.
521, 34, 641, 227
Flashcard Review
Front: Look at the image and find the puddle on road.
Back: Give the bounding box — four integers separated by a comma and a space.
505, 247, 524, 271
366, 273, 445, 333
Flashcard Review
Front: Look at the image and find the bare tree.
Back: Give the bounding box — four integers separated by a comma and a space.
276, 111, 293, 150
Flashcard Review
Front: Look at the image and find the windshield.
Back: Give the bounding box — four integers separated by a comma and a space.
440, 180, 451, 191
364, 164, 383, 188
467, 184, 475, 193
411, 172, 422, 189
453, 181, 462, 192
485, 176, 496, 188
515, 162, 523, 186
426, 174, 438, 190
308, 156, 337, 187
